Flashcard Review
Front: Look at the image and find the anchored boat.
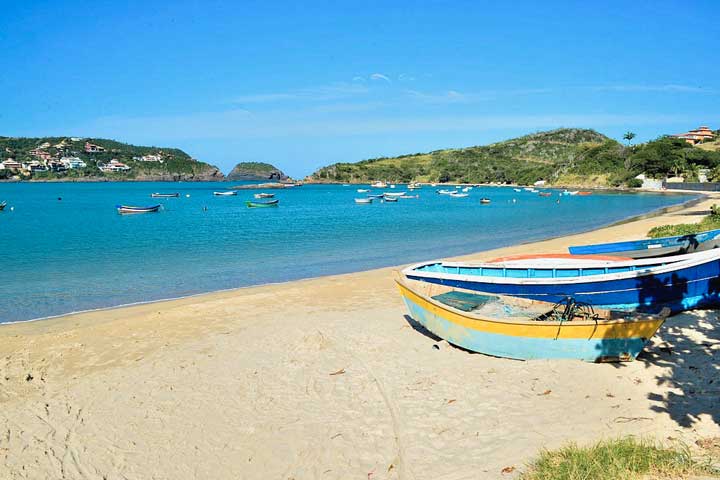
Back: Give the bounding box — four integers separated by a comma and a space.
0, 201, 6, 211
403, 249, 720, 313
246, 199, 279, 208
396, 275, 668, 362
568, 228, 720, 259
151, 193, 179, 198
354, 198, 373, 204
254, 193, 275, 199
116, 204, 161, 214
213, 191, 237, 196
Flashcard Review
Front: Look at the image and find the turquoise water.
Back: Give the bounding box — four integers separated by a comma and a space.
0, 182, 694, 323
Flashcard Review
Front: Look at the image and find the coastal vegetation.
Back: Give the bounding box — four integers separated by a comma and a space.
0, 136, 223, 181
648, 204, 720, 238
521, 437, 719, 480
308, 128, 720, 187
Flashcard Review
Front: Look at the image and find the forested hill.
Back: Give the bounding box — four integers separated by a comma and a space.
226, 162, 288, 181
0, 136, 224, 181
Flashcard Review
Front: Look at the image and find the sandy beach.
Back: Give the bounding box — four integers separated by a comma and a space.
1, 193, 719, 480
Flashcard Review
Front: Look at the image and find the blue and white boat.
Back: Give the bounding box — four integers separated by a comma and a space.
403, 249, 720, 313
568, 228, 720, 259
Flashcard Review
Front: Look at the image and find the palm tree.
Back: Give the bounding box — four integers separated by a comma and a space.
623, 131, 636, 146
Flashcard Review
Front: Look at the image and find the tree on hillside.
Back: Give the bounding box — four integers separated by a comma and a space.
623, 131, 636, 146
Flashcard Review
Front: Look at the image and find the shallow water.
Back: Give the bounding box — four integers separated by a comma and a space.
0, 182, 694, 323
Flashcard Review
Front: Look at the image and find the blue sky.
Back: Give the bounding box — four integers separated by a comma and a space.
1, 0, 719, 177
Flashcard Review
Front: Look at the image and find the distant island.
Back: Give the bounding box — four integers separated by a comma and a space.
226, 162, 288, 181
306, 127, 720, 188
0, 136, 224, 182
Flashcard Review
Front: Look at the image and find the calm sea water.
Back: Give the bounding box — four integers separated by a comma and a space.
0, 182, 695, 323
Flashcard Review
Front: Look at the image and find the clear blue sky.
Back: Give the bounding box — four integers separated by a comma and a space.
1, 0, 718, 177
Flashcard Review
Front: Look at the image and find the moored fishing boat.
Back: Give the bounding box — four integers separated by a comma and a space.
403, 249, 720, 313
396, 275, 668, 362
116, 204, 161, 214
538, 192, 552, 197
568, 228, 720, 259
399, 195, 419, 199
384, 196, 398, 202
371, 181, 387, 188
437, 189, 455, 195
354, 198, 373, 204
357, 189, 369, 193
151, 193, 180, 198
0, 201, 6, 211
577, 191, 592, 196
480, 198, 491, 204
254, 193, 275, 199
449, 192, 469, 198
213, 191, 237, 196
384, 192, 405, 197
246, 199, 279, 208
513, 188, 522, 192
367, 193, 384, 199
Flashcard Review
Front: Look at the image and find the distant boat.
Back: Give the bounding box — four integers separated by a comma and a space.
399, 195, 419, 199
151, 193, 179, 198
384, 192, 405, 197
355, 198, 373, 204
480, 198, 491, 204
523, 187, 534, 191
577, 191, 593, 196
357, 189, 369, 193
390, 184, 396, 189
342, 184, 350, 186
569, 228, 720, 259
538, 192, 552, 197
403, 249, 720, 313
0, 201, 6, 211
461, 187, 471, 192
246, 199, 279, 208
396, 275, 668, 362
449, 192, 469, 198
384, 196, 399, 202
513, 188, 522, 192
371, 181, 387, 188
561, 190, 579, 196
213, 191, 237, 196
254, 193, 275, 199
116, 204, 161, 214
437, 189, 455, 195
367, 194, 384, 199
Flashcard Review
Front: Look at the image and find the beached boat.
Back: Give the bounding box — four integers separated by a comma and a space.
396, 275, 668, 362
246, 199, 279, 208
254, 193, 275, 199
480, 198, 491, 204
357, 189, 369, 193
116, 204, 161, 214
403, 249, 720, 313
213, 191, 237, 196
568, 228, 720, 259
384, 196, 398, 202
354, 198, 373, 204
449, 192, 469, 198
151, 193, 179, 198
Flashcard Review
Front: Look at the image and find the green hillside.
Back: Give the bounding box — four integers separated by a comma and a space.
0, 136, 223, 181
308, 128, 720, 187
226, 161, 288, 181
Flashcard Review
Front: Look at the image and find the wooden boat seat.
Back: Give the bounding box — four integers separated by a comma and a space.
431, 291, 499, 312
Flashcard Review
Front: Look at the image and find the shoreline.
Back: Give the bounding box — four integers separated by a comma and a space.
1, 191, 718, 479
1, 191, 702, 327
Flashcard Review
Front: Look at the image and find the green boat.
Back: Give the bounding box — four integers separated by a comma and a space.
246, 199, 279, 208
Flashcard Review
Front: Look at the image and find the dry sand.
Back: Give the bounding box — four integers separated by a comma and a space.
1, 193, 719, 479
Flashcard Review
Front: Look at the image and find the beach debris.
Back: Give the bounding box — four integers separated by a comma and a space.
659, 344, 673, 355
447, 399, 456, 404
606, 393, 615, 398
387, 464, 394, 472
25, 373, 33, 382
330, 433, 342, 440
501, 466, 516, 474
538, 389, 552, 396
329, 368, 346, 376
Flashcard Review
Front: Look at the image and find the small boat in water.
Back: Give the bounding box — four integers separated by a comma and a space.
403, 249, 720, 313
396, 275, 668, 362
513, 188, 522, 193
399, 195, 419, 199
384, 192, 405, 197
116, 204, 161, 214
538, 192, 552, 197
246, 199, 279, 208
213, 191, 237, 196
569, 228, 720, 259
254, 193, 275, 199
480, 198, 491, 204
367, 194, 384, 199
437, 189, 455, 195
355, 198, 373, 204
371, 181, 388, 188
384, 196, 398, 202
357, 189, 369, 193
151, 193, 179, 198
0, 201, 6, 211
449, 192, 469, 198
577, 191, 592, 196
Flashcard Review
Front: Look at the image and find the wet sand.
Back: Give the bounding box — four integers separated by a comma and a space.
1, 192, 719, 479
